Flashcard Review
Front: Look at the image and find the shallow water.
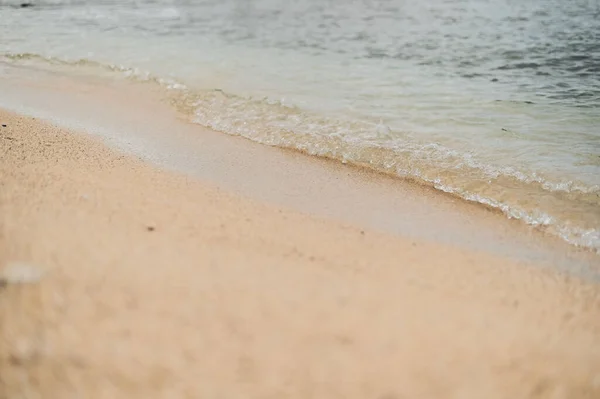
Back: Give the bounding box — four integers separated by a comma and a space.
1, 0, 599, 251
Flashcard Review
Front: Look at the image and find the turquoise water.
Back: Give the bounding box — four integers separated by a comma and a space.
1, 0, 599, 251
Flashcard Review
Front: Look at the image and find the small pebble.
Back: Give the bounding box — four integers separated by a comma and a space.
0, 262, 44, 285
1, 124, 6, 127
147, 226, 155, 232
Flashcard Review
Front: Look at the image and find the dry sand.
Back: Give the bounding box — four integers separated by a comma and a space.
1, 109, 599, 398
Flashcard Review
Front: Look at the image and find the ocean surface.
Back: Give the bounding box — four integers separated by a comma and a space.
1, 0, 599, 252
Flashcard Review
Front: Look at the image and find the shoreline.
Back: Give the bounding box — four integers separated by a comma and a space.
2, 57, 599, 256
1, 108, 600, 397
0, 62, 598, 274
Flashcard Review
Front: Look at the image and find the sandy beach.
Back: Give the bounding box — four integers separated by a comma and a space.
1, 109, 600, 398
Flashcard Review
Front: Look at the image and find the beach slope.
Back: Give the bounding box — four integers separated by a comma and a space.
1, 110, 599, 398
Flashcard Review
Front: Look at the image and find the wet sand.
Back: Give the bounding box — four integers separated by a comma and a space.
1, 109, 600, 398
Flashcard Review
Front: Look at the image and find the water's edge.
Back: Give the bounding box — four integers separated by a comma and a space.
2, 53, 599, 255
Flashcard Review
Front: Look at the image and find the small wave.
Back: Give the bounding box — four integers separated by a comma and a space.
497, 62, 541, 70
1, 52, 188, 90
3, 51, 599, 253
180, 89, 600, 252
